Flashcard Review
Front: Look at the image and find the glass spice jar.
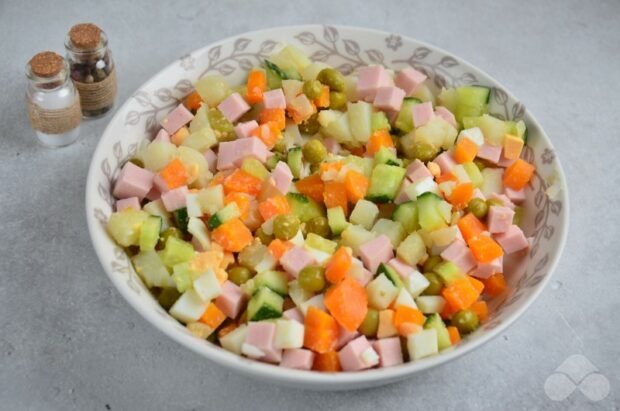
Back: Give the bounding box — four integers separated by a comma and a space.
26, 51, 81, 147
65, 23, 117, 118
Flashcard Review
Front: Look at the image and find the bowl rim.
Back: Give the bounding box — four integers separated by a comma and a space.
86, 24, 569, 387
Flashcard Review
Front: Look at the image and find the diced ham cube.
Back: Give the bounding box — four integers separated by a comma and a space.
280, 246, 316, 278
191, 236, 206, 252
412, 102, 434, 128
262, 88, 287, 109
373, 86, 406, 112
116, 197, 141, 212
336, 325, 360, 350
217, 93, 250, 123
394, 179, 412, 205
487, 206, 515, 234
497, 153, 517, 168
203, 149, 217, 172
283, 307, 304, 324
217, 138, 270, 170
387, 258, 415, 279
490, 193, 515, 210
477, 143, 502, 164
323, 137, 342, 154
246, 322, 281, 363
434, 151, 457, 174
215, 281, 247, 318
113, 162, 155, 200
153, 129, 170, 143
234, 120, 259, 139
145, 186, 160, 201
504, 187, 526, 204
152, 174, 170, 193
406, 159, 432, 183
494, 225, 529, 254
394, 67, 427, 95
440, 239, 477, 274
280, 348, 315, 370
338, 336, 378, 371
358, 235, 394, 273
357, 65, 392, 102
160, 185, 189, 211
348, 258, 374, 286
160, 104, 194, 134
472, 188, 486, 201
470, 256, 503, 279
271, 161, 293, 195
434, 107, 457, 128
372, 337, 404, 368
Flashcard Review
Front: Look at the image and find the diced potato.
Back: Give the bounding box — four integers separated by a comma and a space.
143, 142, 177, 172
396, 232, 428, 266
195, 75, 232, 108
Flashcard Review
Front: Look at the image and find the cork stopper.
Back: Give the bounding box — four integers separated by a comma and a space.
69, 23, 102, 49
29, 52, 64, 77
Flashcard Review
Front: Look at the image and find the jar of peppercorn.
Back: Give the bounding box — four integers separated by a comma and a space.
65, 23, 117, 118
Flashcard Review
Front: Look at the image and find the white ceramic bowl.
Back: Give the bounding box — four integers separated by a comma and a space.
86, 25, 569, 390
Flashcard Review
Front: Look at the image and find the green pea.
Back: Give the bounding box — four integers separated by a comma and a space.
207, 109, 234, 133
272, 140, 288, 154
128, 158, 144, 168
467, 198, 489, 219
304, 216, 331, 238
487, 198, 504, 208
303, 79, 323, 100
228, 265, 252, 286
157, 287, 181, 310
298, 266, 326, 292
423, 255, 443, 273
473, 159, 487, 171
255, 227, 274, 245
158, 227, 182, 248
358, 308, 379, 337
299, 113, 320, 135
273, 214, 300, 241
451, 309, 480, 334
411, 142, 439, 162
302, 139, 327, 164
328, 91, 347, 110
316, 68, 345, 92
422, 272, 443, 296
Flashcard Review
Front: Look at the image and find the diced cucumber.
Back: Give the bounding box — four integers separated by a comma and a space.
392, 201, 419, 233
433, 261, 463, 285
159, 236, 195, 268
462, 162, 483, 188
247, 286, 284, 321
208, 202, 240, 230
347, 101, 373, 144
143, 199, 172, 232
327, 206, 348, 235
479, 113, 508, 146
107, 209, 149, 247
407, 328, 438, 360
373, 147, 402, 167
424, 313, 452, 350
189, 105, 210, 133
157, 287, 181, 310
270, 45, 310, 76
182, 128, 217, 153
132, 250, 175, 288
371, 111, 391, 132
366, 164, 406, 203
461, 116, 482, 130
139, 215, 162, 251
417, 192, 447, 231
195, 75, 232, 108
396, 232, 427, 266
411, 84, 435, 103
173, 208, 190, 234
376, 263, 403, 289
415, 295, 446, 314
394, 97, 422, 133
198, 185, 224, 215
305, 233, 338, 254
143, 142, 177, 172
349, 199, 380, 230
172, 262, 192, 293
265, 60, 284, 89
286, 192, 325, 223
242, 158, 270, 180
187, 217, 211, 250
372, 218, 405, 248
341, 224, 377, 255
455, 86, 490, 124
343, 155, 374, 178
287, 147, 303, 179
254, 270, 289, 296
265, 152, 285, 171
437, 88, 457, 114
321, 111, 354, 144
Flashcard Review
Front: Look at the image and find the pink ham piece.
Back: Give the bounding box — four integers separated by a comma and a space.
191, 236, 206, 252
262, 88, 286, 109
245, 322, 282, 364
373, 86, 406, 112
470, 256, 503, 279
394, 179, 412, 205
113, 162, 155, 200
116, 197, 141, 212
152, 174, 171, 193
357, 65, 392, 102
387, 258, 416, 279
338, 335, 378, 371
497, 153, 516, 168
145, 186, 161, 201
435, 107, 457, 128
160, 104, 194, 134
217, 93, 250, 123
280, 349, 315, 370
394, 67, 427, 95
434, 151, 457, 174
336, 325, 360, 350
203, 149, 217, 172
358, 235, 394, 273
217, 138, 270, 170
494, 225, 529, 254
504, 187, 526, 204
234, 120, 259, 139
215, 281, 247, 318
280, 246, 316, 278
153, 129, 170, 143
270, 161, 293, 195
412, 101, 434, 128
372, 337, 404, 368
283, 307, 304, 324
487, 206, 515, 234
160, 185, 189, 211
349, 259, 374, 286
406, 159, 432, 183
441, 239, 477, 274
472, 188, 486, 201
490, 193, 515, 209
477, 143, 502, 164
323, 137, 342, 154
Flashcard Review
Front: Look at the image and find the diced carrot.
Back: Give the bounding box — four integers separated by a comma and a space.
246, 70, 266, 104
447, 326, 461, 344
259, 108, 286, 130
325, 247, 352, 284
467, 275, 485, 294
467, 235, 504, 263
393, 306, 425, 332
217, 322, 238, 339
257, 194, 291, 221
312, 351, 342, 372
304, 306, 340, 354
171, 126, 189, 145
441, 301, 458, 320
324, 276, 368, 332
442, 277, 482, 311
366, 129, 394, 156
211, 218, 253, 252
483, 273, 507, 297
449, 182, 474, 209
314, 85, 330, 108
323, 181, 348, 214
397, 322, 423, 337
470, 300, 489, 323
251, 121, 282, 149
436, 172, 457, 184
457, 213, 487, 242
209, 171, 228, 187
503, 158, 535, 190
267, 238, 293, 261
223, 169, 263, 196
319, 161, 343, 175
224, 192, 252, 219
344, 170, 369, 203
184, 90, 203, 112
454, 137, 478, 163
295, 173, 325, 204
200, 302, 226, 329
158, 158, 188, 190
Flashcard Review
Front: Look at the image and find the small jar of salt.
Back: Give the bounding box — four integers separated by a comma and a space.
26, 51, 81, 147
65, 23, 117, 118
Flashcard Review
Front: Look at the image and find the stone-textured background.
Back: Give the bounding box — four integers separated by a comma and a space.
1, 0, 618, 410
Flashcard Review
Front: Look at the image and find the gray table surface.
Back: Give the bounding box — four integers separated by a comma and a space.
1, 0, 619, 410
